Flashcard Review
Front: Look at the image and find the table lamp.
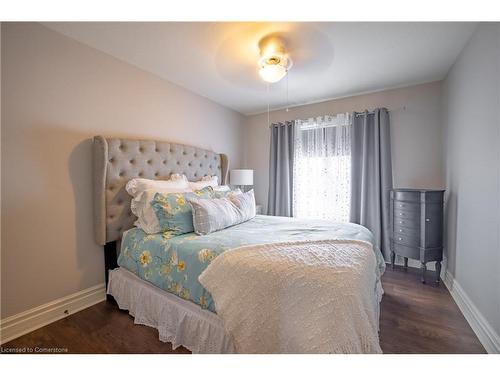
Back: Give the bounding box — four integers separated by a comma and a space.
230, 169, 254, 192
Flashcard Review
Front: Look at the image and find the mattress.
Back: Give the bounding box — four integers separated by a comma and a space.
118, 214, 385, 312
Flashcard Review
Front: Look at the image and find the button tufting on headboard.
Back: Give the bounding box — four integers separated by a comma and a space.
92, 136, 229, 245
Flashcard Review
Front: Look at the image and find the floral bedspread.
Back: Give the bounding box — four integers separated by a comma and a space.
118, 215, 385, 312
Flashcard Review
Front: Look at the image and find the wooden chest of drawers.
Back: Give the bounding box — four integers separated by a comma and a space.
390, 189, 445, 283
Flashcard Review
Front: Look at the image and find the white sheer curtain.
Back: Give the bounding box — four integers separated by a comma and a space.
293, 114, 352, 221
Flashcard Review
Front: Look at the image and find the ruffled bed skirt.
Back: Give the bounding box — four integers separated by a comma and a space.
107, 268, 236, 353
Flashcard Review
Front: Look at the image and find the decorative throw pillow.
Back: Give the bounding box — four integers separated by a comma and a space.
126, 175, 192, 234
229, 189, 256, 222
131, 187, 192, 234
189, 189, 256, 235
151, 186, 214, 235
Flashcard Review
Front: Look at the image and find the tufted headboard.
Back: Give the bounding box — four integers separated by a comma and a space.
93, 136, 229, 245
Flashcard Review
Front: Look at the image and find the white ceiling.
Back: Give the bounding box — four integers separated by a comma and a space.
43, 22, 477, 115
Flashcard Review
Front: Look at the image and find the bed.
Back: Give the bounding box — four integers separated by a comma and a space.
93, 135, 385, 354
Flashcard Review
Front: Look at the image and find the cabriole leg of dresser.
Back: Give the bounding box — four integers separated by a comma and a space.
435, 261, 442, 284
403, 257, 408, 269
420, 262, 427, 283
390, 251, 395, 270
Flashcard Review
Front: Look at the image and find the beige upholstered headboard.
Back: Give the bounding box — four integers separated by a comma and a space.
93, 136, 229, 245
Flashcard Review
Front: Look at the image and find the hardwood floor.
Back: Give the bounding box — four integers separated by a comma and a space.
1, 266, 485, 354
379, 266, 485, 353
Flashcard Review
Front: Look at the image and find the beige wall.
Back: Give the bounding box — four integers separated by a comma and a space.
442, 23, 500, 345
243, 81, 444, 212
1, 23, 245, 318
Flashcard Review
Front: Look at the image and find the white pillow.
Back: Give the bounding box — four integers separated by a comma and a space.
126, 174, 189, 197
188, 175, 218, 190
126, 175, 191, 234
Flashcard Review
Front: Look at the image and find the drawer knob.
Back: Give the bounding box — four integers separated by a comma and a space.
399, 229, 403, 232
425, 218, 430, 222
399, 213, 403, 216
398, 237, 402, 241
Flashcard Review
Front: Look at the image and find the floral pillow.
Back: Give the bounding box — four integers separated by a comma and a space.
151, 186, 214, 236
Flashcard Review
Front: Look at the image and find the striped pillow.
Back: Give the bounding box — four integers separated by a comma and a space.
189, 190, 256, 235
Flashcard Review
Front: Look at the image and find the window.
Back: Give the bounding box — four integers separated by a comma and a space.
293, 114, 351, 221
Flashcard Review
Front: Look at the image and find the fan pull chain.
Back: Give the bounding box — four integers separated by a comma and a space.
267, 83, 270, 126
286, 72, 289, 112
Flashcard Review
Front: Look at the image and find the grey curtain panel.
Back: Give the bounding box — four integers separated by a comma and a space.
267, 121, 295, 216
350, 108, 393, 259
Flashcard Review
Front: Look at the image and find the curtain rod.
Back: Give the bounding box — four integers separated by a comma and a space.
354, 111, 375, 116
353, 107, 404, 116
269, 106, 406, 127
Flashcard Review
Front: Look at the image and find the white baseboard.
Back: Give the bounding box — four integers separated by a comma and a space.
0, 283, 106, 344
443, 271, 500, 354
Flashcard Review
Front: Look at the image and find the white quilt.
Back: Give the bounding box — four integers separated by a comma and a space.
199, 239, 383, 354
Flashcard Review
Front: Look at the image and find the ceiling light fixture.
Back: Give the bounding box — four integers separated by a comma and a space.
258, 36, 292, 83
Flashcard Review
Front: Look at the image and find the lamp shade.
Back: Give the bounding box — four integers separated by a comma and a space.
230, 169, 254, 186
259, 63, 287, 83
